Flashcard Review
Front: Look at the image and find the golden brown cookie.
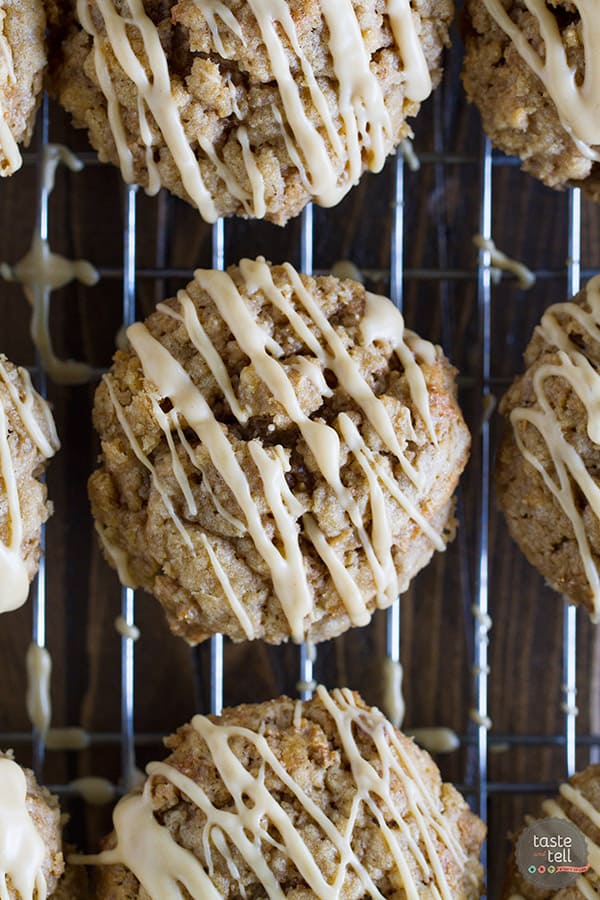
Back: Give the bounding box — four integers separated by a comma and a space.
0, 355, 60, 615
0, 752, 65, 898
496, 276, 600, 620
462, 1, 600, 200
0, 0, 46, 176
502, 765, 600, 898
89, 258, 470, 645
51, 0, 453, 224
86, 688, 485, 898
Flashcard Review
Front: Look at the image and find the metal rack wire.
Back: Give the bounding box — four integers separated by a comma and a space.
3, 30, 600, 898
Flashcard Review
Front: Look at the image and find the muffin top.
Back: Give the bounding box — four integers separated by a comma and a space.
0, 0, 46, 176
88, 688, 485, 898
0, 753, 65, 899
89, 258, 470, 644
0, 355, 60, 614
463, 1, 600, 198
52, 0, 452, 223
497, 276, 600, 619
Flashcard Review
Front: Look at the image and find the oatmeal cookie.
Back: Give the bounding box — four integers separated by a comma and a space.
462, 1, 600, 200
0, 752, 65, 898
51, 0, 453, 224
0, 0, 46, 176
0, 355, 60, 615
497, 276, 600, 620
87, 688, 485, 898
89, 258, 470, 645
502, 764, 600, 898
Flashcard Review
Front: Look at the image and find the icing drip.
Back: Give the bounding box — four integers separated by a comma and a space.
26, 643, 52, 737
74, 687, 467, 897
75, 0, 431, 220
408, 728, 460, 754
473, 235, 535, 290
114, 615, 141, 641
1, 144, 99, 384
481, 0, 600, 160
510, 275, 600, 621
381, 657, 405, 728
0, 360, 59, 614
109, 259, 441, 642
0, 8, 21, 175
0, 758, 47, 900
69, 777, 116, 805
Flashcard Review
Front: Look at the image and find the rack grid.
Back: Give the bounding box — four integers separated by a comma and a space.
2, 23, 600, 899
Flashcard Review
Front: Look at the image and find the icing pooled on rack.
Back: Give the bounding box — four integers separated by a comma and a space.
481, 1, 600, 160
1, 144, 99, 384
509, 275, 600, 620
473, 234, 535, 290
0, 358, 59, 614
0, 757, 47, 900
26, 643, 52, 736
99, 258, 453, 643
74, 0, 433, 221
75, 688, 478, 897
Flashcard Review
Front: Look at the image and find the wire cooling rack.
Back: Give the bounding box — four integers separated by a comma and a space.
2, 20, 600, 899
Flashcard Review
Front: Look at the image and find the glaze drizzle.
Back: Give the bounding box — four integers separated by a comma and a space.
76, 0, 432, 220
104, 259, 446, 642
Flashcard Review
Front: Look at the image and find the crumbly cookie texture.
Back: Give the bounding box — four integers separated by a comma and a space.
51, 0, 453, 224
0, 355, 60, 612
89, 259, 470, 645
462, 1, 600, 200
497, 278, 600, 620
0, 752, 65, 898
0, 0, 46, 176
502, 764, 600, 898
91, 689, 485, 898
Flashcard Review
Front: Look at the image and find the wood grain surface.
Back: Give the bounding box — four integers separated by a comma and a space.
0, 25, 599, 899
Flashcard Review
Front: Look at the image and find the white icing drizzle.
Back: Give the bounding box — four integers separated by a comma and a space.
481, 0, 600, 160
510, 275, 600, 621
69, 777, 116, 805
469, 710, 492, 731
0, 7, 21, 175
114, 615, 141, 642
26, 643, 52, 737
381, 657, 405, 728
408, 728, 460, 755
0, 758, 47, 900
1, 144, 99, 384
75, 687, 468, 897
45, 727, 90, 751
109, 259, 441, 642
473, 235, 535, 290
0, 361, 59, 614
331, 259, 365, 284
399, 138, 421, 172
75, 0, 431, 220
97, 523, 139, 588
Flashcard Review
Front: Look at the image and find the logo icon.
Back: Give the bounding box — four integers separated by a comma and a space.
516, 818, 590, 890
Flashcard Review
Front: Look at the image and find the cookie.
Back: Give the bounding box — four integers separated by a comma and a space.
0, 355, 60, 615
52, 0, 453, 224
85, 688, 485, 898
89, 258, 470, 644
502, 764, 600, 898
462, 1, 600, 200
0, 0, 46, 176
0, 753, 64, 898
497, 275, 600, 621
